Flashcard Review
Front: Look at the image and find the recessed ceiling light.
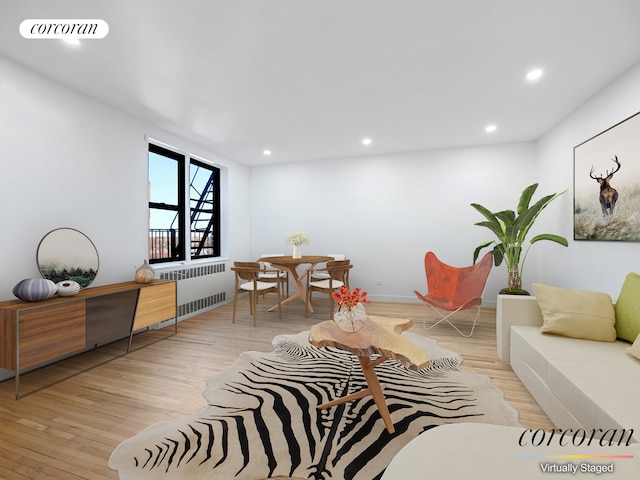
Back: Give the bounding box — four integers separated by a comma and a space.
485, 125, 497, 133
263, 150, 271, 156
362, 138, 372, 145
526, 69, 543, 82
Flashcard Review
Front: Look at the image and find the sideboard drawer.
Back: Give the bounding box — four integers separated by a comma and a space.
19, 301, 87, 369
133, 282, 177, 330
86, 290, 138, 348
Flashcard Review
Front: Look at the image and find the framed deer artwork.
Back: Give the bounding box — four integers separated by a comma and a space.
574, 110, 640, 241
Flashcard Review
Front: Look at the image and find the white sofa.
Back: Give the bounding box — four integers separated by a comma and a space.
497, 294, 640, 441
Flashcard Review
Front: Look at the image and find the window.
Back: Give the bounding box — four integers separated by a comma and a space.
148, 143, 221, 264
189, 159, 220, 259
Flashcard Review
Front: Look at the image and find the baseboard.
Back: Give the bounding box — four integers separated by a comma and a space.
368, 294, 497, 308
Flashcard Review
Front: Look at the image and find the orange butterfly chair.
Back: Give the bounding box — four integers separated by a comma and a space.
413, 251, 493, 337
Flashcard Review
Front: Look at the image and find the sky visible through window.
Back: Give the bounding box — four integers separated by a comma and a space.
149, 153, 215, 229
190, 163, 214, 211
148, 152, 179, 229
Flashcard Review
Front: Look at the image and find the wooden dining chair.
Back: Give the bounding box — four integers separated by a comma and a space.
310, 253, 346, 281
231, 261, 281, 327
257, 254, 289, 297
305, 259, 352, 318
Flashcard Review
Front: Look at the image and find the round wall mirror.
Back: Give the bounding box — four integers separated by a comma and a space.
37, 227, 99, 289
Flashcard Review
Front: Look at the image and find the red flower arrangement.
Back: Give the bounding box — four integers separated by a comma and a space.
332, 286, 370, 311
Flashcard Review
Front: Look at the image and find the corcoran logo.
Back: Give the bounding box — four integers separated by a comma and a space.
518, 429, 636, 476
19, 19, 109, 40
519, 428, 635, 448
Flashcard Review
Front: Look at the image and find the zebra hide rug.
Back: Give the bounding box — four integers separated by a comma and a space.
109, 331, 519, 480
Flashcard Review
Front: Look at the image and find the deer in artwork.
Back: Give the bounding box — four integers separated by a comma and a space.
589, 156, 621, 218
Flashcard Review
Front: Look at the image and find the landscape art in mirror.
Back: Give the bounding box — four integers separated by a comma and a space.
574, 110, 640, 241
37, 227, 99, 289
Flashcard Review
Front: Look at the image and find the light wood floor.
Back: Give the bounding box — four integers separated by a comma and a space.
0, 297, 554, 479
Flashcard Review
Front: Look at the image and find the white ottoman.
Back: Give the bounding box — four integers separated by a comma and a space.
382, 423, 639, 479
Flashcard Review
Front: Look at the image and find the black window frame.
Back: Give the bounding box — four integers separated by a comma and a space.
148, 143, 222, 265
189, 158, 221, 260
148, 143, 186, 264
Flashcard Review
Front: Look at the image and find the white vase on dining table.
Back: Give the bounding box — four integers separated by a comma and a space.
292, 245, 302, 258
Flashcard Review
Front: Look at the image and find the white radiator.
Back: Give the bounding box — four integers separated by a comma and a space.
156, 261, 228, 319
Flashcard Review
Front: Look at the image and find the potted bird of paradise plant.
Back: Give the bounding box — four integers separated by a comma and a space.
471, 183, 568, 294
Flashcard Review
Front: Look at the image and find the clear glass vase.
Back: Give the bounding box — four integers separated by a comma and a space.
334, 303, 367, 332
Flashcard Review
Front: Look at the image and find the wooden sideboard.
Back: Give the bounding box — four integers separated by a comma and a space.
0, 279, 177, 398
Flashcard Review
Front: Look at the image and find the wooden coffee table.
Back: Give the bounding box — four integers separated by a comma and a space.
309, 315, 430, 434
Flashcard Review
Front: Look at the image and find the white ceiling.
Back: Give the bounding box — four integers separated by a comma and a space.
2, 0, 640, 166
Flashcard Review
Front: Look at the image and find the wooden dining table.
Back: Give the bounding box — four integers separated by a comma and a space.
260, 255, 333, 313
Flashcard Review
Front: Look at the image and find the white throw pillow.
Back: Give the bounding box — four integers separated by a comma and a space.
532, 283, 616, 342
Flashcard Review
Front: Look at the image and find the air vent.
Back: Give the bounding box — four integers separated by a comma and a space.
178, 292, 226, 317
159, 262, 226, 281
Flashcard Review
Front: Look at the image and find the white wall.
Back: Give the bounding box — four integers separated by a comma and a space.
250, 143, 537, 305
0, 54, 251, 304
250, 61, 640, 305
3, 49, 638, 311
536, 61, 640, 298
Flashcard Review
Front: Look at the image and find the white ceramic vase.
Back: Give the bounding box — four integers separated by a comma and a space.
56, 280, 81, 297
292, 245, 302, 258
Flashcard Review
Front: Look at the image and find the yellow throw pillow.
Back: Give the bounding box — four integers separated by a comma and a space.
614, 272, 640, 342
628, 333, 640, 360
532, 283, 617, 342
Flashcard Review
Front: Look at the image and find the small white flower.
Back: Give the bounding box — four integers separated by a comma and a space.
286, 232, 309, 245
